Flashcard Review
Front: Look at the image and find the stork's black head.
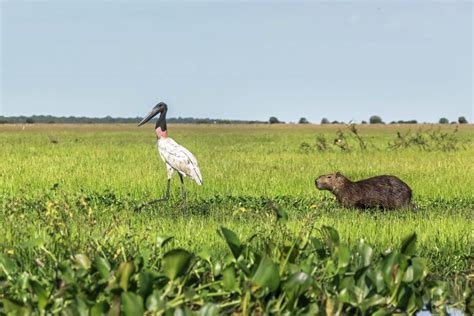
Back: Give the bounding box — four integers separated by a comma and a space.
137, 102, 168, 126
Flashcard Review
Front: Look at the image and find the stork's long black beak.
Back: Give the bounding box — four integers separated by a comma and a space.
137, 107, 161, 127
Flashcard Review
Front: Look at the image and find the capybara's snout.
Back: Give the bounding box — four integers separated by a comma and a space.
315, 178, 322, 190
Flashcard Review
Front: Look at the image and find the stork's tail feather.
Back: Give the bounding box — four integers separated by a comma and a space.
189, 164, 203, 186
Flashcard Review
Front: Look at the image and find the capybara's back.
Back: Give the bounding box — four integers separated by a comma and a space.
315, 172, 413, 209
352, 175, 412, 209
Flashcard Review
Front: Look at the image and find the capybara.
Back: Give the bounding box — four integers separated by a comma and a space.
315, 172, 413, 209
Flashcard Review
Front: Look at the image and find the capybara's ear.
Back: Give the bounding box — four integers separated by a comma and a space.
336, 172, 342, 178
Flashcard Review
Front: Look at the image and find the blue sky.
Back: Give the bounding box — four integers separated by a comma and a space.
1, 1, 472, 122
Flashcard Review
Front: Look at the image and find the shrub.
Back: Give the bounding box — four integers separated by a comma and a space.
439, 117, 449, 124
369, 115, 383, 124
298, 117, 309, 124
321, 118, 330, 125
458, 116, 468, 124
0, 223, 464, 315
269, 117, 281, 124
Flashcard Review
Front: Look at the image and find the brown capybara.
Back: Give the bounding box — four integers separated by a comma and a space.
315, 172, 413, 210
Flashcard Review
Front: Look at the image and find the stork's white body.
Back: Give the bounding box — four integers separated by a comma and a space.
137, 102, 201, 211
157, 137, 203, 185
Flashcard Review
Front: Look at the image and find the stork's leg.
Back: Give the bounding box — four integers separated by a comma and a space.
146, 178, 171, 204
179, 173, 186, 212
137, 166, 173, 211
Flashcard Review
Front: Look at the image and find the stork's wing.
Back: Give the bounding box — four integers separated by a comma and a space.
158, 138, 203, 185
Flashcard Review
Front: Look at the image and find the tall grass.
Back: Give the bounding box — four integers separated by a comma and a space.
0, 124, 472, 277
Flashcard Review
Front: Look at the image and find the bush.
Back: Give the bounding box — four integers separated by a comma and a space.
439, 117, 449, 124
369, 115, 383, 124
298, 117, 309, 124
397, 120, 418, 124
458, 116, 468, 124
0, 223, 465, 315
320, 118, 330, 125
269, 117, 281, 124
25, 118, 35, 124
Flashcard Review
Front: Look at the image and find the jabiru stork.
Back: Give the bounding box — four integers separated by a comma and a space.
137, 102, 202, 211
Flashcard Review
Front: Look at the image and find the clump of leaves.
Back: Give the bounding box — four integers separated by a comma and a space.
348, 123, 367, 151
300, 124, 370, 153
302, 126, 463, 153
389, 127, 462, 152
316, 135, 330, 152
0, 206, 470, 314
333, 129, 351, 152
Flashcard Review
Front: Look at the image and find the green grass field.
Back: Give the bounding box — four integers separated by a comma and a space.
1, 123, 472, 270
0, 123, 473, 313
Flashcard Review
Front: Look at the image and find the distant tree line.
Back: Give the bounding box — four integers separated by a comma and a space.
0, 115, 266, 125
0, 114, 470, 125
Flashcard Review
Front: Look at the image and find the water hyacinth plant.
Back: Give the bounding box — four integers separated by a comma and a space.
1, 208, 472, 315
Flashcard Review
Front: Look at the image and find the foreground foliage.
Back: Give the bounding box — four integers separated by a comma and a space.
1, 221, 472, 314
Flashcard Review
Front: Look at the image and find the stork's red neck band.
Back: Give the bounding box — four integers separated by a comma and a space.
156, 127, 168, 138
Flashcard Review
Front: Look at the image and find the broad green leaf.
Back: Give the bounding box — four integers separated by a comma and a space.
184, 288, 196, 300
2, 299, 31, 315
339, 276, 355, 292
138, 249, 151, 267
337, 245, 351, 272
360, 294, 387, 310
198, 249, 211, 262
325, 297, 342, 316
73, 254, 91, 270
29, 279, 48, 309
321, 226, 340, 250
337, 288, 352, 303
355, 283, 371, 304
117, 262, 135, 291
284, 271, 312, 303
311, 237, 328, 259
91, 301, 109, 316
21, 238, 45, 249
382, 252, 401, 287
0, 253, 17, 276
357, 241, 373, 267
94, 256, 111, 280
372, 307, 392, 315
171, 306, 193, 316
396, 285, 412, 309
162, 249, 193, 280
121, 292, 144, 316
138, 270, 154, 298
403, 266, 414, 283
368, 269, 386, 293
406, 292, 418, 314
146, 290, 166, 312
400, 232, 417, 256
219, 227, 242, 259
199, 303, 219, 316
222, 266, 239, 292
252, 256, 280, 292
411, 257, 428, 282
157, 236, 173, 248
